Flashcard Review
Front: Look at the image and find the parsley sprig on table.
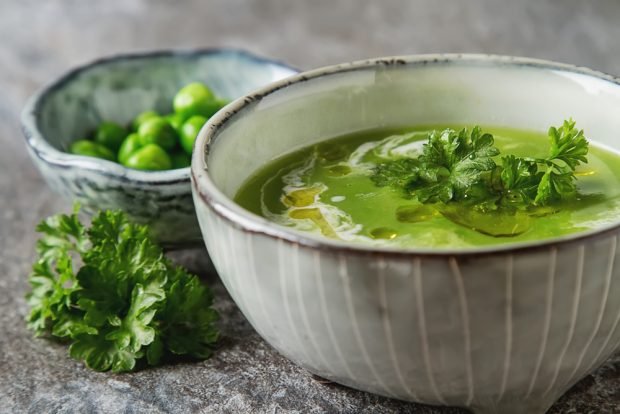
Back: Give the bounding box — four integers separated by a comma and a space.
26, 206, 219, 373
371, 119, 589, 209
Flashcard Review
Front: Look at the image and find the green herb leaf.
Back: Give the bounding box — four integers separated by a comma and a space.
372, 127, 499, 203
547, 118, 589, 170
69, 329, 140, 373
157, 269, 219, 359
26, 256, 78, 336
533, 119, 588, 204
498, 155, 542, 206
35, 205, 88, 262
370, 158, 420, 193
26, 206, 219, 372
534, 168, 576, 205
370, 120, 589, 212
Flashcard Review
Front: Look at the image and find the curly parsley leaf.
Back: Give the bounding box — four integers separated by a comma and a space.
370, 120, 589, 211
498, 155, 543, 206
548, 119, 589, 169
534, 167, 576, 206
373, 127, 499, 203
534, 119, 588, 204
157, 269, 219, 359
69, 329, 140, 373
26, 255, 79, 336
34, 205, 88, 264
416, 126, 499, 202
370, 158, 420, 194
26, 207, 219, 373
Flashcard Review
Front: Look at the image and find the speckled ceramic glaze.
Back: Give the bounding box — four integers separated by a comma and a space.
21, 48, 297, 247
192, 55, 620, 413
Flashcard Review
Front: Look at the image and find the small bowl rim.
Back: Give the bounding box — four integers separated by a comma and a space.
21, 47, 299, 185
192, 53, 620, 257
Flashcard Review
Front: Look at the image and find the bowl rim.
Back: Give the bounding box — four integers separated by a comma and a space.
192, 53, 620, 257
20, 47, 299, 185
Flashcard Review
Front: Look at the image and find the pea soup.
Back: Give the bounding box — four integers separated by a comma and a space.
234, 125, 620, 249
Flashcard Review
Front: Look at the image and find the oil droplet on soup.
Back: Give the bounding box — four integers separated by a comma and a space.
370, 227, 399, 240
288, 208, 339, 239
327, 165, 352, 176
282, 187, 323, 208
396, 205, 439, 223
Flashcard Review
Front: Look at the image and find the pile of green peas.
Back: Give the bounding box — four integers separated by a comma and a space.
69, 82, 227, 170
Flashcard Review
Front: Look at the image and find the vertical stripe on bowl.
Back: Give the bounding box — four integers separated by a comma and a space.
313, 250, 356, 380
277, 238, 313, 366
562, 236, 616, 389
497, 254, 514, 402
448, 257, 474, 406
242, 230, 272, 336
339, 253, 397, 398
377, 256, 419, 401
542, 244, 585, 397
413, 257, 447, 405
292, 243, 331, 373
525, 247, 557, 398
584, 257, 620, 373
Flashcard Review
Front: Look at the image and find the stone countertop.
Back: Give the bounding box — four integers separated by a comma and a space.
1, 0, 619, 412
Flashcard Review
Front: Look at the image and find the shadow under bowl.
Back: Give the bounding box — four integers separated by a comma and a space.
191, 54, 620, 413
21, 48, 298, 247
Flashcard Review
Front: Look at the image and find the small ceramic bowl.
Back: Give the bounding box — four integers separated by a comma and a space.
192, 54, 620, 413
21, 48, 298, 247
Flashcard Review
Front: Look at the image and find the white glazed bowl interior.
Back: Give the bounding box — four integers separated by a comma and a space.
192, 55, 620, 414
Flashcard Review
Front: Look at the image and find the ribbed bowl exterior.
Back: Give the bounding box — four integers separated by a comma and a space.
194, 193, 620, 413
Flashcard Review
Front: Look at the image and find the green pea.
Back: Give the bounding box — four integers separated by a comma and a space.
202, 100, 225, 118
94, 121, 126, 152
173, 82, 217, 119
70, 140, 116, 161
132, 110, 159, 131
124, 144, 172, 171
165, 112, 185, 132
170, 151, 191, 169
200, 97, 229, 119
117, 133, 143, 165
214, 97, 230, 109
138, 117, 178, 150
179, 115, 208, 154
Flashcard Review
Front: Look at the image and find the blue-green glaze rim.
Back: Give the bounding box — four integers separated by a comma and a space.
193, 53, 620, 257
20, 47, 299, 186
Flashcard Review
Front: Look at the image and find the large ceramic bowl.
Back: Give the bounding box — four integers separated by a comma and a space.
191, 54, 620, 413
21, 48, 297, 247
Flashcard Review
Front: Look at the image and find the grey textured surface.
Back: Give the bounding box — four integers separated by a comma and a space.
0, 0, 619, 413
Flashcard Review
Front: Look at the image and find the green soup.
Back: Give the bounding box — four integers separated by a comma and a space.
234, 126, 620, 249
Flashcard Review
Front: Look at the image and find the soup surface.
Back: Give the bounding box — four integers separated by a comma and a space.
234, 126, 620, 249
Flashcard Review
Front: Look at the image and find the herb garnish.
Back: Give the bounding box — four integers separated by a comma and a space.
371, 119, 589, 210
26, 206, 219, 373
